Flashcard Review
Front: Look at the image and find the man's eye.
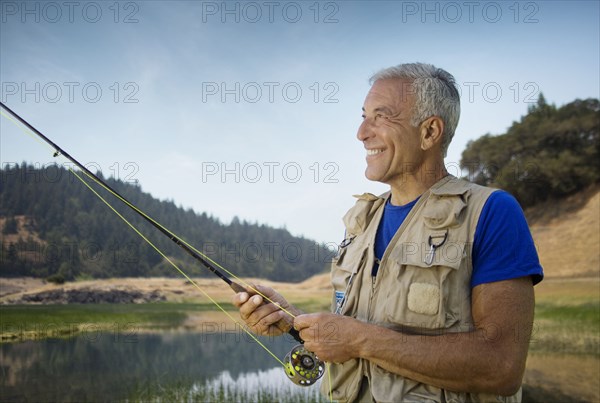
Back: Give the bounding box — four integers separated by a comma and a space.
361, 114, 366, 119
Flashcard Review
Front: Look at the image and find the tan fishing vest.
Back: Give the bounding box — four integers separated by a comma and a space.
322, 175, 522, 402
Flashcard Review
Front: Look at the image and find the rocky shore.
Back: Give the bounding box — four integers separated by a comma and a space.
7, 287, 166, 304
0, 275, 332, 305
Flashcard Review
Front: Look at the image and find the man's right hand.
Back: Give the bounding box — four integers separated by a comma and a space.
232, 284, 301, 337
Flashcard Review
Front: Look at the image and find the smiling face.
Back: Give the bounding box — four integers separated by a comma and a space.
357, 78, 424, 186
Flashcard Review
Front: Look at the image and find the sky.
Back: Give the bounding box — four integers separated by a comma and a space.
1, 0, 599, 246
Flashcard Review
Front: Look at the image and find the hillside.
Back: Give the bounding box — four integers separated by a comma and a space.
0, 164, 331, 282
459, 95, 599, 278
1, 162, 598, 283
527, 185, 599, 278
461, 97, 598, 208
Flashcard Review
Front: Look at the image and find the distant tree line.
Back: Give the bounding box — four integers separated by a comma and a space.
0, 164, 333, 281
460, 95, 599, 207
3, 95, 597, 281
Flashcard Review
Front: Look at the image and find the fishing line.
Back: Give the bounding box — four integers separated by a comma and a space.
71, 168, 287, 367
0, 103, 299, 324
0, 103, 330, 391
0, 106, 285, 365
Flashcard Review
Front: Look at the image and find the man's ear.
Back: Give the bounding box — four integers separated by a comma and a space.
420, 116, 445, 151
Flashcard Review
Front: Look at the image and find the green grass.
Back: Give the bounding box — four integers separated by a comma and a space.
535, 302, 599, 323
2, 287, 598, 356
294, 298, 331, 313
531, 302, 599, 355
0, 302, 226, 342
1, 290, 598, 402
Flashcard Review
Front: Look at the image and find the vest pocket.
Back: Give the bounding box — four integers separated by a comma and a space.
330, 244, 367, 316
383, 256, 462, 331
371, 364, 448, 402
320, 359, 362, 402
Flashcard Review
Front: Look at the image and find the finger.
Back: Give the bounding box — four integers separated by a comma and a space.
239, 294, 263, 320
250, 284, 277, 304
254, 310, 288, 334
232, 291, 250, 308
253, 284, 273, 295
243, 283, 258, 296
293, 313, 315, 331
245, 298, 284, 326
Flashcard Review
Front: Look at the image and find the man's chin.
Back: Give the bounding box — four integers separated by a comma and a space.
365, 170, 388, 184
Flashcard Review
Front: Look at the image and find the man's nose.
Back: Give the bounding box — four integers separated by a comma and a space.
357, 119, 373, 142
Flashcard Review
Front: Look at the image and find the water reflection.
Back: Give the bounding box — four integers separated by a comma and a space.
3, 331, 598, 402
0, 330, 304, 402
198, 367, 323, 402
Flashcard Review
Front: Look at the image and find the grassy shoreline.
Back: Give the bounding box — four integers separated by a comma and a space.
2, 278, 598, 351
2, 278, 598, 353
0, 299, 330, 343
1, 278, 598, 402
0, 302, 216, 342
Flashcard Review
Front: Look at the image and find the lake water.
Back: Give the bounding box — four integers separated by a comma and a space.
3, 331, 597, 402
0, 330, 323, 402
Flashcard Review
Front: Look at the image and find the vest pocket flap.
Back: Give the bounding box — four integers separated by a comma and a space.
396, 242, 465, 271
430, 186, 469, 196
335, 244, 367, 274
331, 245, 368, 315
423, 193, 468, 229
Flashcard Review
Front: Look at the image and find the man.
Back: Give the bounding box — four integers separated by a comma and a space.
233, 63, 543, 402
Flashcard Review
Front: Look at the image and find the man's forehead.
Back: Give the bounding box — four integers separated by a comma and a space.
364, 78, 415, 109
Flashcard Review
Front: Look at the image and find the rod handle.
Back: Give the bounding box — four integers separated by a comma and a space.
230, 281, 303, 343
288, 327, 303, 344
229, 281, 247, 294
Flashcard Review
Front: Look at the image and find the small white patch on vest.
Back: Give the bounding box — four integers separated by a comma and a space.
407, 283, 440, 315
335, 291, 345, 308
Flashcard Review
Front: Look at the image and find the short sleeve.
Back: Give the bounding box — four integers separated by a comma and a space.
471, 191, 544, 288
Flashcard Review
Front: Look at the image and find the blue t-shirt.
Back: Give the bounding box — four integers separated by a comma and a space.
373, 190, 544, 286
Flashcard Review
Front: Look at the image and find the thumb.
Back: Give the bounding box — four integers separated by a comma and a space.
293, 313, 315, 331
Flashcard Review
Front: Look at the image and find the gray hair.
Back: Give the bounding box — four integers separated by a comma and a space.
369, 63, 460, 157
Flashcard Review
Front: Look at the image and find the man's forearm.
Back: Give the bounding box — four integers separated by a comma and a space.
357, 323, 526, 395
296, 277, 534, 396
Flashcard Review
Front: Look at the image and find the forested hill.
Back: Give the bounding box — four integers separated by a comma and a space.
460, 96, 599, 208
0, 165, 332, 282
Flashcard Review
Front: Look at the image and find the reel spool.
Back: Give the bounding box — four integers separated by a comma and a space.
283, 344, 325, 386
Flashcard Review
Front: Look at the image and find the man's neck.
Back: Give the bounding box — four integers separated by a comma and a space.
388, 163, 448, 206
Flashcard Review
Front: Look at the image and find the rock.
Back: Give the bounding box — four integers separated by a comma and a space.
10, 287, 166, 305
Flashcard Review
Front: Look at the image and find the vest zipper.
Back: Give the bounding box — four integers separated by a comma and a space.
365, 178, 451, 321
369, 258, 380, 314
376, 175, 454, 273
368, 275, 377, 318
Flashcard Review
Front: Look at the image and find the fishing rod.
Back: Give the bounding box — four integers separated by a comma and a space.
0, 101, 324, 387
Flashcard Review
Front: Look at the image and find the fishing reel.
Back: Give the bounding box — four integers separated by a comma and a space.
283, 344, 325, 386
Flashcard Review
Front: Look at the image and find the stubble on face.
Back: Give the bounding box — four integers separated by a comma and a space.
358, 78, 424, 186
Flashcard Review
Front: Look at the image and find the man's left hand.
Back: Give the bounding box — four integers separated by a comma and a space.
294, 313, 365, 363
